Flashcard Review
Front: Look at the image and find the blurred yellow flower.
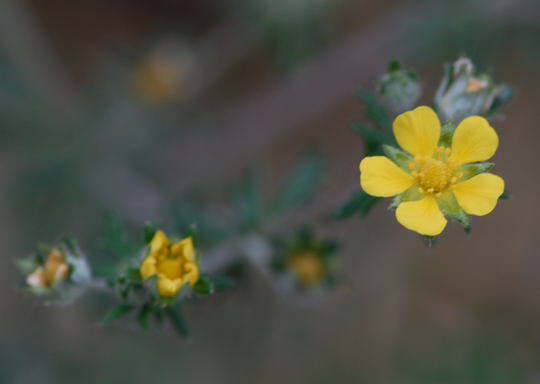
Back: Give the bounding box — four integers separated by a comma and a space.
140, 231, 200, 298
288, 252, 325, 287
27, 249, 69, 289
133, 41, 194, 103
359, 106, 504, 236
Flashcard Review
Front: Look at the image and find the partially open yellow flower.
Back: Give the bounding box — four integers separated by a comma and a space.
27, 249, 69, 289
359, 106, 504, 236
140, 231, 200, 298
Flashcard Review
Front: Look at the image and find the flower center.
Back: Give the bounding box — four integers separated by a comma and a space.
409, 147, 462, 195
157, 258, 182, 280
418, 159, 452, 192
288, 252, 325, 286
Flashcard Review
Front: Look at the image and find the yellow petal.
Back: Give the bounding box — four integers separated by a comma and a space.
140, 256, 157, 279
150, 230, 169, 256
157, 276, 183, 298
395, 195, 447, 236
451, 173, 504, 216
450, 116, 498, 166
359, 156, 414, 197
27, 268, 46, 288
393, 106, 441, 157
183, 261, 200, 286
171, 237, 196, 261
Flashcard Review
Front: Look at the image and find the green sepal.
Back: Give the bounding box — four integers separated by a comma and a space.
125, 267, 143, 283
499, 189, 509, 200
15, 257, 38, 274
437, 191, 470, 231
458, 162, 494, 182
144, 222, 157, 244
438, 122, 456, 147
422, 235, 437, 248
389, 186, 423, 210
193, 278, 214, 295
382, 144, 412, 171
388, 59, 401, 72
165, 306, 189, 337
137, 304, 152, 331
102, 304, 135, 323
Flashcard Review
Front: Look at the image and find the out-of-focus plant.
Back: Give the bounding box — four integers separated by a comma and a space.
435, 57, 512, 122
395, 337, 531, 383
335, 58, 512, 244
271, 227, 338, 293
243, 0, 337, 69
377, 60, 421, 115
17, 152, 337, 335
17, 238, 91, 303
133, 39, 197, 104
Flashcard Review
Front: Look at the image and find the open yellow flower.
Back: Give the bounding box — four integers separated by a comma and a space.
140, 231, 200, 298
359, 106, 504, 236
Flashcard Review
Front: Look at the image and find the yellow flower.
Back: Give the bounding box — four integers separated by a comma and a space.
359, 106, 504, 236
27, 249, 69, 289
140, 230, 200, 298
288, 252, 325, 287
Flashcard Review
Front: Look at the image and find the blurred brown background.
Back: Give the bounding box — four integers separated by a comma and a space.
1, 0, 540, 383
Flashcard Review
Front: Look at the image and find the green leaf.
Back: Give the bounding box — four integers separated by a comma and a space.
438, 192, 470, 230
357, 89, 391, 131
193, 278, 214, 295
272, 152, 323, 212
212, 277, 232, 292
422, 235, 437, 248
62, 236, 78, 255
165, 306, 189, 337
170, 198, 228, 247
137, 304, 152, 331
125, 267, 142, 283
295, 226, 314, 248
144, 222, 157, 244
458, 162, 494, 182
382, 144, 412, 171
499, 189, 509, 200
352, 122, 391, 155
94, 214, 134, 278
438, 122, 456, 147
388, 59, 401, 72
334, 191, 381, 219
234, 171, 263, 230
153, 308, 164, 325
102, 304, 135, 323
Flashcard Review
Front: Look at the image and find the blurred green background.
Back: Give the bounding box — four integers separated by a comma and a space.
1, 0, 540, 383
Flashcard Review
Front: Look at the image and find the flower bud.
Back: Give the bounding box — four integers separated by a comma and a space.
435, 57, 512, 122
19, 240, 92, 303
376, 60, 421, 114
